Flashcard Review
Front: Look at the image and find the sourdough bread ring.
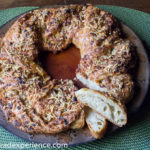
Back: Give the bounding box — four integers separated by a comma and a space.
0, 4, 135, 133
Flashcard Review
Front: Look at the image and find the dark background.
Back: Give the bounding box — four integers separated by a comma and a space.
0, 0, 150, 14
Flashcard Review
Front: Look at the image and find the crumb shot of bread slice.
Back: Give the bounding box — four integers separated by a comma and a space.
71, 110, 85, 129
75, 88, 127, 127
85, 107, 107, 139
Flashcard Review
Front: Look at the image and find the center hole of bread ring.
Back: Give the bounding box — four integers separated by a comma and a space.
39, 44, 80, 80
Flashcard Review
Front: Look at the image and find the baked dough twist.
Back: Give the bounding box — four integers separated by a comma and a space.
0, 4, 135, 133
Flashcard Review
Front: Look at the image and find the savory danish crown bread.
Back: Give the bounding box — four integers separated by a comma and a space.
0, 4, 135, 135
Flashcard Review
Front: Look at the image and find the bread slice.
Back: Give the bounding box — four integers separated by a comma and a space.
71, 110, 85, 129
75, 88, 127, 127
85, 107, 107, 139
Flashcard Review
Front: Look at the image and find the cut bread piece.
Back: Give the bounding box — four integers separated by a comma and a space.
76, 73, 134, 104
76, 73, 105, 92
75, 88, 127, 127
71, 110, 85, 129
85, 107, 107, 139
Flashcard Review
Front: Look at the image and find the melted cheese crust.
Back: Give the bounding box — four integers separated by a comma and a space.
0, 4, 135, 133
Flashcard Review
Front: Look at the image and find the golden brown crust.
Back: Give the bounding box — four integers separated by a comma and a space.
0, 4, 135, 134
0, 56, 83, 133
70, 110, 85, 129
